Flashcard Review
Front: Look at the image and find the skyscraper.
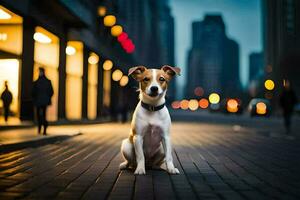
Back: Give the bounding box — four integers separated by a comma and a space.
186, 14, 240, 98
249, 52, 264, 83
263, 0, 300, 102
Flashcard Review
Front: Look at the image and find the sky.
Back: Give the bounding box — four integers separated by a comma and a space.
169, 0, 262, 98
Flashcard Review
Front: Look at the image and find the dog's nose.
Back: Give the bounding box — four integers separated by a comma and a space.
150, 86, 158, 92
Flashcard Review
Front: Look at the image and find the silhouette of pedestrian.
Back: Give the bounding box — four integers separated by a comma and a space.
32, 67, 54, 135
1, 81, 13, 122
279, 80, 298, 134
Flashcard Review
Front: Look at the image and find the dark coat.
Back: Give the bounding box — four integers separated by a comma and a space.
32, 76, 54, 107
1, 89, 13, 107
279, 89, 297, 114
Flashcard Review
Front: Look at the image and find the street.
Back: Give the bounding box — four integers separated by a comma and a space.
0, 122, 300, 200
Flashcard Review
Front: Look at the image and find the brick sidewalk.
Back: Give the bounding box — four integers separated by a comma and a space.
0, 123, 299, 199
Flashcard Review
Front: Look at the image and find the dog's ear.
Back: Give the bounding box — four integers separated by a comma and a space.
161, 65, 181, 80
128, 66, 147, 81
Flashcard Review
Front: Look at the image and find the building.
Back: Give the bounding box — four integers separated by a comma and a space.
248, 52, 264, 97
0, 0, 135, 123
263, 0, 300, 104
186, 14, 240, 98
249, 52, 264, 82
108, 0, 176, 102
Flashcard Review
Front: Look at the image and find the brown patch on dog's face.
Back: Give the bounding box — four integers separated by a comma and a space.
140, 69, 153, 93
156, 70, 169, 91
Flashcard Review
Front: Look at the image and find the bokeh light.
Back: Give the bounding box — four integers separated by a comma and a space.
104, 15, 116, 27
188, 99, 199, 111
119, 75, 129, 87
103, 60, 113, 70
264, 79, 275, 90
98, 6, 106, 17
111, 25, 123, 37
65, 46, 76, 55
256, 102, 267, 115
171, 101, 181, 109
180, 99, 189, 110
209, 93, 220, 104
117, 32, 128, 42
112, 69, 123, 81
194, 86, 204, 96
88, 53, 99, 65
227, 99, 238, 113
199, 98, 209, 109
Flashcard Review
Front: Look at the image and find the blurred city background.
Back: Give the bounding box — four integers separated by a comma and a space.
0, 0, 299, 125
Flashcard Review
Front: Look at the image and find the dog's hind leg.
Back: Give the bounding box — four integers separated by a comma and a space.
120, 138, 135, 170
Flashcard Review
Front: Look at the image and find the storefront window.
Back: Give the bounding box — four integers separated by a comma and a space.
0, 6, 23, 119
88, 52, 99, 119
33, 26, 59, 122
66, 41, 83, 120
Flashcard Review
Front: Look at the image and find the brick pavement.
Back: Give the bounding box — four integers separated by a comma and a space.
0, 123, 300, 200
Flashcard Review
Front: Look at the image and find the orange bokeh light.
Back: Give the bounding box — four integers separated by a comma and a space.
194, 87, 204, 96
199, 98, 209, 109
171, 101, 181, 109
180, 99, 189, 110
256, 102, 267, 115
227, 99, 238, 113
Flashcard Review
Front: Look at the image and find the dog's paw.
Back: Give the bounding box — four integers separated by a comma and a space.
167, 167, 180, 174
134, 167, 146, 175
119, 161, 128, 170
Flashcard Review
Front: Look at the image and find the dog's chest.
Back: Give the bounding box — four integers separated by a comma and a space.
143, 125, 162, 158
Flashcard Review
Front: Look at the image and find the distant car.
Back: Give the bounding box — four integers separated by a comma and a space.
248, 98, 271, 117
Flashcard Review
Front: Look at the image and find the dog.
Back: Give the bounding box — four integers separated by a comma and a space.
119, 65, 181, 175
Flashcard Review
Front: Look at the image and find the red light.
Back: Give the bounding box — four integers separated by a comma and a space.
117, 32, 128, 42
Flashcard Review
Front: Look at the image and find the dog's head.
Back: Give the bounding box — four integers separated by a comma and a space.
128, 65, 181, 99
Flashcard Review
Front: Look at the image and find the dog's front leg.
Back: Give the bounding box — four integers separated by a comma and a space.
133, 135, 146, 175
162, 135, 180, 174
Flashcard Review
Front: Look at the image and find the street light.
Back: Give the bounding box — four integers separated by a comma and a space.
227, 99, 238, 113
33, 32, 52, 44
180, 99, 189, 110
104, 15, 116, 27
66, 46, 76, 55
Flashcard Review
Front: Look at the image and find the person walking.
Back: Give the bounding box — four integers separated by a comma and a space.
1, 81, 13, 122
32, 67, 54, 135
279, 80, 297, 134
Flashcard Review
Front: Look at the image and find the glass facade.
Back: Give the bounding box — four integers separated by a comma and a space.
87, 52, 98, 119
0, 6, 23, 118
33, 26, 59, 121
66, 41, 83, 120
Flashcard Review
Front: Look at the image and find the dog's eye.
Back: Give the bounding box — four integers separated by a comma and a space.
143, 77, 150, 82
159, 77, 165, 82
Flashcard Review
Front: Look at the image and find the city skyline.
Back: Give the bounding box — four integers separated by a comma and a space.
170, 0, 262, 98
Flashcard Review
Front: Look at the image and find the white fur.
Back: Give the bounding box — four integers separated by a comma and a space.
120, 69, 179, 175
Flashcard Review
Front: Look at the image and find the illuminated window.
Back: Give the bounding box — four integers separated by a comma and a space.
88, 52, 98, 119
33, 26, 59, 122
66, 41, 83, 120
0, 59, 20, 114
0, 5, 23, 55
0, 6, 23, 118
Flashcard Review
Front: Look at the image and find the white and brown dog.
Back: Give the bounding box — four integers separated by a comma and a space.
119, 65, 181, 175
